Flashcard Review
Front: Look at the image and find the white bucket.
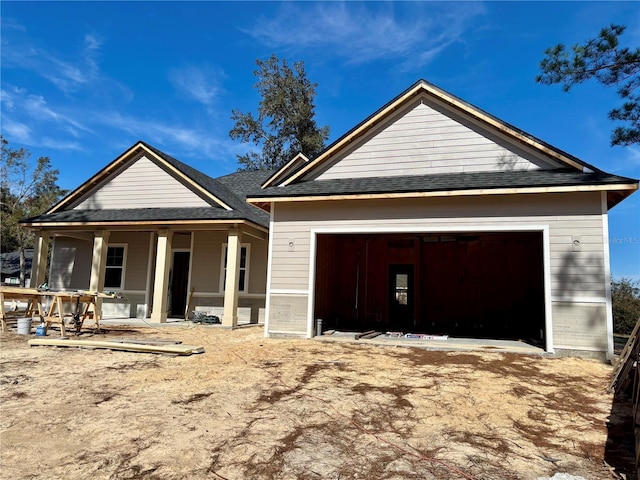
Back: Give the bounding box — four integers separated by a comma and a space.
17, 318, 32, 335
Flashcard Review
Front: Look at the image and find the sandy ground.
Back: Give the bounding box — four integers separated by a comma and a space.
0, 324, 635, 480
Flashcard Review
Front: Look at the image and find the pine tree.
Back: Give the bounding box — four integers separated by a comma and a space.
537, 24, 640, 146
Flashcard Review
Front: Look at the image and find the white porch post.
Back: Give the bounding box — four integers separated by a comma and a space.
151, 229, 173, 323
90, 230, 110, 319
222, 227, 242, 328
31, 231, 51, 288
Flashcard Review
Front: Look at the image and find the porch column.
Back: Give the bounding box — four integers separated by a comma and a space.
151, 229, 173, 323
89, 230, 110, 319
222, 227, 242, 328
31, 231, 51, 288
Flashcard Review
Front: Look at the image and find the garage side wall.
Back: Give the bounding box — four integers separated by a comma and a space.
266, 191, 609, 353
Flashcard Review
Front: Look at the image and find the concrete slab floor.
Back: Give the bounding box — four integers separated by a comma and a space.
315, 331, 547, 355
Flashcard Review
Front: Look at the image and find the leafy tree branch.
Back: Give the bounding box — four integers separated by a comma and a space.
1, 136, 67, 285
230, 55, 330, 171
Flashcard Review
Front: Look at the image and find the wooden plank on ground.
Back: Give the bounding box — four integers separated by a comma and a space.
358, 331, 382, 340
28, 338, 204, 355
109, 338, 183, 346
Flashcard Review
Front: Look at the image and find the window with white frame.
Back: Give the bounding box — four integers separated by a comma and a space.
220, 244, 250, 293
104, 245, 126, 290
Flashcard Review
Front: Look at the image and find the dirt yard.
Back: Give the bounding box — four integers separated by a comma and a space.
0, 325, 635, 480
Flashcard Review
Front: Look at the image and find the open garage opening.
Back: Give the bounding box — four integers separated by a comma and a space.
314, 231, 546, 347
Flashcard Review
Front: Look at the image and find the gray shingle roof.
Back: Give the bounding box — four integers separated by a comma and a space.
249, 169, 637, 199
1, 250, 33, 276
216, 170, 274, 198
22, 207, 263, 224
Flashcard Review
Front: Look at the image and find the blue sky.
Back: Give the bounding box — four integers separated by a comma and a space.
1, 1, 639, 279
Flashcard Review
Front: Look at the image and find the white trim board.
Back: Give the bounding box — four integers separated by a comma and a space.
601, 191, 614, 361
264, 206, 275, 338
270, 289, 309, 295
551, 297, 607, 304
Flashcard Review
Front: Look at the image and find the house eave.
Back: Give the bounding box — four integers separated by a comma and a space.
20, 218, 269, 238
247, 182, 639, 208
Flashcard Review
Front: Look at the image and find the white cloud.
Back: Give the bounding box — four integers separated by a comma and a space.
168, 64, 225, 111
607, 146, 640, 175
0, 88, 16, 110
95, 111, 235, 161
244, 2, 485, 66
1, 116, 82, 151
1, 26, 118, 96
22, 94, 92, 136
1, 86, 93, 137
2, 118, 33, 144
39, 137, 83, 151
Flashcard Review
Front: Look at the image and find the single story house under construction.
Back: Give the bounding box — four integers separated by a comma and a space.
22, 80, 638, 359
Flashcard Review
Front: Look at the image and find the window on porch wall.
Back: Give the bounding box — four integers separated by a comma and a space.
104, 245, 126, 290
220, 245, 249, 293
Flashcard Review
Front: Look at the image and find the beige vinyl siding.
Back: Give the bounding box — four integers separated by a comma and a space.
247, 236, 268, 294
73, 155, 210, 210
49, 236, 92, 290
189, 231, 268, 295
314, 101, 561, 181
270, 192, 605, 295
109, 232, 151, 291
172, 233, 192, 250
190, 231, 225, 293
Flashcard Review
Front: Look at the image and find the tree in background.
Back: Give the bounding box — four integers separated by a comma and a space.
230, 55, 330, 171
612, 277, 640, 335
0, 136, 67, 286
537, 24, 640, 146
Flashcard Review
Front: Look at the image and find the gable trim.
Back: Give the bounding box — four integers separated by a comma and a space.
262, 153, 310, 188
280, 81, 594, 187
49, 142, 232, 214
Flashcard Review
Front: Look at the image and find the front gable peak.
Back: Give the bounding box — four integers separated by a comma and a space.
49, 142, 232, 214
276, 80, 599, 187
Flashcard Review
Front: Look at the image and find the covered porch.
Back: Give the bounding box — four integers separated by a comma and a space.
26, 219, 268, 328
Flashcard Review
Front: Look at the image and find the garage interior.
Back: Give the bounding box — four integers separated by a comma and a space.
314, 232, 545, 346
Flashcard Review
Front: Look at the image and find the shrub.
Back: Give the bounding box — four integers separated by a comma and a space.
612, 277, 640, 335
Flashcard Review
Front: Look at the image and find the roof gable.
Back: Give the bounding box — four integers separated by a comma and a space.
50, 142, 232, 213
72, 154, 212, 210
277, 80, 600, 187
310, 98, 566, 181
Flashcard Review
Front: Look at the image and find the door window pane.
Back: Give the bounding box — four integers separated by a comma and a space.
395, 273, 408, 305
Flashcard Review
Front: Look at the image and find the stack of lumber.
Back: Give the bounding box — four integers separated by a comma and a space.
609, 319, 640, 395
609, 318, 640, 478
28, 338, 204, 355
